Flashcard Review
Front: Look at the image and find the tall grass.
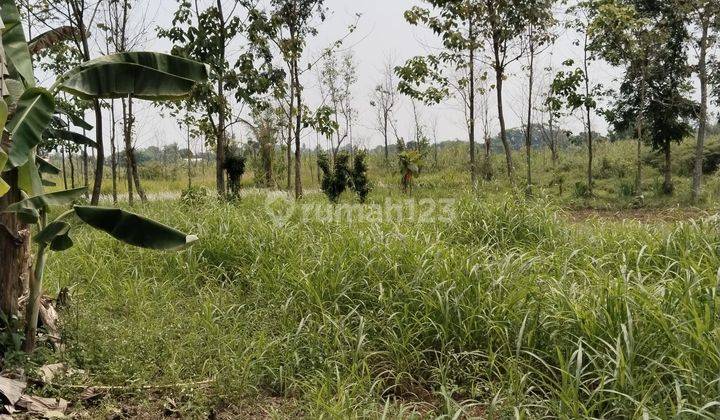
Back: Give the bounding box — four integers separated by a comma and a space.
43, 193, 720, 417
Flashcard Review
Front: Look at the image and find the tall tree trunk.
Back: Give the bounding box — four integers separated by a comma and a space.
635, 76, 645, 195
293, 58, 303, 199
287, 82, 294, 191
122, 98, 134, 206
383, 114, 389, 163
663, 142, 673, 194
0, 169, 27, 322
90, 100, 104, 205
127, 97, 146, 203
83, 144, 88, 188
215, 0, 227, 198
61, 146, 68, 190
468, 22, 477, 187
493, 40, 513, 179
69, 151, 76, 189
187, 121, 192, 190
583, 39, 593, 195
548, 113, 558, 165
525, 32, 535, 194
110, 100, 118, 204
692, 21, 709, 204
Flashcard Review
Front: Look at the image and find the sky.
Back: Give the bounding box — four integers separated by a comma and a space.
38, 0, 664, 153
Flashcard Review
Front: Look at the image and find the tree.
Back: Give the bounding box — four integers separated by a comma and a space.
398, 0, 483, 185
550, 1, 603, 195
604, 1, 696, 195
370, 56, 399, 164
36, 0, 106, 205
159, 0, 281, 198
246, 0, 334, 200
521, 2, 555, 194
685, 1, 720, 203
319, 49, 357, 160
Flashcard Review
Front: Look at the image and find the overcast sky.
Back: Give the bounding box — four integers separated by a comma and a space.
41, 0, 674, 152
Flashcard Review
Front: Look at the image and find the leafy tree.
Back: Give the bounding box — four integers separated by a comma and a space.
224, 143, 246, 198
683, 1, 720, 203
397, 0, 483, 185
551, 1, 605, 195
245, 0, 333, 200
158, 0, 282, 198
319, 49, 358, 160
605, 1, 697, 195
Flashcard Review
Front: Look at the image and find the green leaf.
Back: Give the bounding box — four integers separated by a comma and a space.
36, 155, 60, 175
7, 88, 56, 168
0, 150, 8, 197
34, 221, 70, 245
55, 107, 92, 130
57, 52, 210, 101
73, 206, 198, 250
34, 220, 74, 251
0, 0, 36, 88
43, 128, 97, 148
4, 187, 87, 224
17, 156, 43, 196
0, 99, 9, 133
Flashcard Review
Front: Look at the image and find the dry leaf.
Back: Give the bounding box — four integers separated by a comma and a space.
0, 376, 26, 405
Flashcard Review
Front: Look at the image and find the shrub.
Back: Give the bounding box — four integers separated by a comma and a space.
180, 186, 209, 205
318, 151, 351, 203
224, 145, 246, 198
350, 151, 372, 203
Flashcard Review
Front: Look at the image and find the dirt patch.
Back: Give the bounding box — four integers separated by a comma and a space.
564, 207, 710, 223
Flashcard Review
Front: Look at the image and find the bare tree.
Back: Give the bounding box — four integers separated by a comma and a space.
370, 55, 399, 164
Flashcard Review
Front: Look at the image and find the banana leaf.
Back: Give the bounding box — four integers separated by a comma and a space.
4, 187, 87, 223
7, 88, 56, 168
57, 52, 210, 101
0, 0, 35, 88
55, 107, 92, 130
36, 155, 60, 175
17, 156, 43, 196
44, 128, 97, 148
34, 221, 73, 251
73, 206, 198, 250
29, 26, 84, 55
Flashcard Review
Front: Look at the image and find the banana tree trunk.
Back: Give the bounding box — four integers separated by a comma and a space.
0, 169, 28, 322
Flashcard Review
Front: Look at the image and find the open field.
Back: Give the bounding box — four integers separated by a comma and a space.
20, 184, 717, 418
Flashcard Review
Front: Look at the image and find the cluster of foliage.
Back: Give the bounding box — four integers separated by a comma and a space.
224, 144, 247, 198
317, 151, 372, 203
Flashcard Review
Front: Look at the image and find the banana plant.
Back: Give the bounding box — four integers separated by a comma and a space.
0, 0, 209, 351
4, 187, 197, 351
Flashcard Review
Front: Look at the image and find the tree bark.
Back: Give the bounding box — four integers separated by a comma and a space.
663, 142, 673, 195
122, 98, 134, 205
61, 146, 68, 190
692, 21, 709, 204
525, 30, 535, 194
0, 169, 27, 321
492, 36, 512, 179
127, 98, 146, 203
468, 19, 477, 187
293, 57, 303, 199
110, 100, 118, 204
583, 37, 593, 195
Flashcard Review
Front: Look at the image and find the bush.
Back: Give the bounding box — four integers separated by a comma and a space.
350, 151, 372, 203
180, 186, 209, 205
318, 151, 351, 203
573, 181, 592, 198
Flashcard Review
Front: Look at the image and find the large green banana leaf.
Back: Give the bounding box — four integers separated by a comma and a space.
44, 128, 97, 148
0, 0, 36, 88
7, 88, 56, 168
74, 206, 198, 250
4, 187, 87, 223
0, 150, 8, 197
0, 98, 9, 133
57, 52, 210, 101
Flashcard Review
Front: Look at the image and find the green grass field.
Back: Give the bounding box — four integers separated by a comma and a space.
22, 138, 720, 418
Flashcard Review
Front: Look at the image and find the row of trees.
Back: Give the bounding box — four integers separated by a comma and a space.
395, 0, 719, 201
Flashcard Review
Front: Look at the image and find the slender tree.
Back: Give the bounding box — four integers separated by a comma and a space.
370, 56, 399, 164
